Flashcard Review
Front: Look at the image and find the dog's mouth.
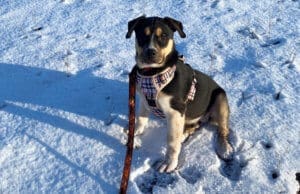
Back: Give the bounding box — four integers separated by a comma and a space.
143, 57, 163, 65
137, 54, 165, 69
138, 58, 164, 69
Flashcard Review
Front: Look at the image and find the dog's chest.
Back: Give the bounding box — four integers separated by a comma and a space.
136, 65, 197, 118
136, 66, 176, 118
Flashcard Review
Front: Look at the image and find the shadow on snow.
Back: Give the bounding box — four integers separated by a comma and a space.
0, 63, 129, 192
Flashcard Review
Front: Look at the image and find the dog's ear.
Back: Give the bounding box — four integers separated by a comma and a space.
126, 15, 146, 39
163, 17, 186, 38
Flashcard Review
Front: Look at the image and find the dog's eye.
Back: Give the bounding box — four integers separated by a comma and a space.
160, 33, 168, 42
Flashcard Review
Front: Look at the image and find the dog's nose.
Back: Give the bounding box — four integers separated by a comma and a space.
146, 48, 157, 58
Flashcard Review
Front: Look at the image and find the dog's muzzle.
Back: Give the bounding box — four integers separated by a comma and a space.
143, 48, 162, 64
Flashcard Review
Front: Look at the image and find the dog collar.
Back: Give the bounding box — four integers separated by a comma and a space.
136, 65, 176, 83
136, 65, 176, 118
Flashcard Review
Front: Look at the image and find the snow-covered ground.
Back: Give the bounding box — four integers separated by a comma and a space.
0, 0, 299, 193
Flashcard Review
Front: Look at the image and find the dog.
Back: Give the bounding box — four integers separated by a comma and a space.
126, 16, 233, 173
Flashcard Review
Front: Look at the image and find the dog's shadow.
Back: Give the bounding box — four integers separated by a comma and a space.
0, 63, 131, 192
1, 63, 128, 117
0, 63, 129, 147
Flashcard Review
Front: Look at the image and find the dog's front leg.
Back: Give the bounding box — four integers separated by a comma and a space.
135, 96, 150, 136
157, 95, 185, 173
159, 110, 185, 173
132, 95, 150, 148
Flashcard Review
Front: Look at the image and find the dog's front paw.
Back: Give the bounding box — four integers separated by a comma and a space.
216, 137, 234, 160
158, 158, 178, 173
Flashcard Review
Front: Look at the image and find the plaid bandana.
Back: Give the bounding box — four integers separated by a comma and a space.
136, 65, 197, 119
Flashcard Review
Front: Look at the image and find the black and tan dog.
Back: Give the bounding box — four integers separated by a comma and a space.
126, 16, 233, 173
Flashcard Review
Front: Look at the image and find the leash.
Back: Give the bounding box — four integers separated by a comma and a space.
120, 68, 136, 194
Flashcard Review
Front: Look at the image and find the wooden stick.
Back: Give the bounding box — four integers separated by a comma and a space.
120, 69, 136, 194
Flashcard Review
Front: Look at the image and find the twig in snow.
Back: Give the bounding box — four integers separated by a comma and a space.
284, 50, 296, 69
209, 46, 218, 74
31, 26, 43, 32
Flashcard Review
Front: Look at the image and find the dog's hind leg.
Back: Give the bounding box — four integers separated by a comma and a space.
209, 92, 233, 160
182, 120, 201, 142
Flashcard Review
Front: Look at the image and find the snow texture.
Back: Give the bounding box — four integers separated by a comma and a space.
0, 0, 299, 193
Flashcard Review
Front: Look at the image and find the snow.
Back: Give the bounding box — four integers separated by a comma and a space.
0, 0, 299, 193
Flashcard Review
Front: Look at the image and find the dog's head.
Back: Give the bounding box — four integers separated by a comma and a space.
126, 16, 186, 69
